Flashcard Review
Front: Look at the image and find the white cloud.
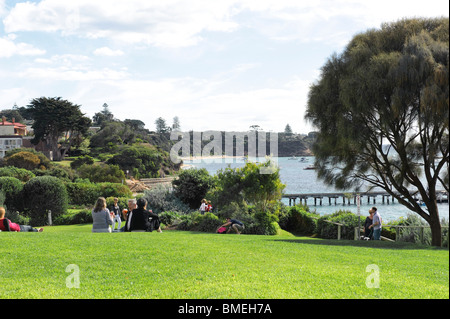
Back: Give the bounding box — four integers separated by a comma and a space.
0, 87, 34, 108
17, 53, 129, 81
3, 0, 448, 50
68, 72, 313, 133
0, 37, 46, 58
93, 47, 124, 57
0, 0, 6, 18
18, 66, 129, 82
3, 0, 240, 48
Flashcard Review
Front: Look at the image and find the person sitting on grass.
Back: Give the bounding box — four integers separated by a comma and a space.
92, 197, 114, 233
0, 207, 43, 232
217, 218, 245, 234
126, 198, 162, 233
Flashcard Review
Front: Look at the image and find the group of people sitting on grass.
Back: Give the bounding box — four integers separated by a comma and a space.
92, 197, 163, 233
93, 196, 245, 235
0, 198, 245, 235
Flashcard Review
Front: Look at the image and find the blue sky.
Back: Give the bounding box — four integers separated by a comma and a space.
0, 0, 448, 134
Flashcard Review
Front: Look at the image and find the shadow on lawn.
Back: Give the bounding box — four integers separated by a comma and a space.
270, 237, 445, 250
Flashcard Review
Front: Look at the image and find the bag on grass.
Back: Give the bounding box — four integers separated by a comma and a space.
217, 227, 227, 234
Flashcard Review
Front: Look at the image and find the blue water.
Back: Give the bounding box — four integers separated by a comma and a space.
182, 157, 449, 222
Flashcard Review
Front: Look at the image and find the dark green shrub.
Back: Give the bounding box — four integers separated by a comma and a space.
23, 176, 69, 227
70, 155, 95, 170
172, 168, 215, 209
65, 182, 99, 206
33, 166, 75, 182
53, 209, 93, 225
253, 210, 280, 235
77, 163, 125, 183
0, 176, 24, 212
65, 182, 132, 206
279, 204, 318, 235
195, 212, 222, 233
107, 145, 165, 178
159, 211, 183, 226
176, 212, 222, 233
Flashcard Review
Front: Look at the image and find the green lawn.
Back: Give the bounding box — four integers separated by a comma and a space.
0, 224, 448, 299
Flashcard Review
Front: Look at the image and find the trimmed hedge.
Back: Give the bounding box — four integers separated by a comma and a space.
22, 176, 69, 227
53, 209, 93, 226
0, 176, 24, 212
278, 205, 319, 235
65, 182, 132, 206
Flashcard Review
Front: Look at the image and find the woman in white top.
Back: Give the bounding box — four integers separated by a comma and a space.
92, 197, 113, 233
199, 199, 207, 215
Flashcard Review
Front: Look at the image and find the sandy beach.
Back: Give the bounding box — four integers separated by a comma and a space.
179, 155, 248, 169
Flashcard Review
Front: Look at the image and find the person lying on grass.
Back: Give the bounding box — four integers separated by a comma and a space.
217, 218, 245, 234
0, 207, 44, 233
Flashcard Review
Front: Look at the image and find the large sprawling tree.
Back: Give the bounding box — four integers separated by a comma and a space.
305, 18, 449, 246
28, 97, 92, 161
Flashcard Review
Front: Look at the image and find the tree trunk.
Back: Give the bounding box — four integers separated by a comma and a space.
429, 214, 442, 247
424, 200, 442, 247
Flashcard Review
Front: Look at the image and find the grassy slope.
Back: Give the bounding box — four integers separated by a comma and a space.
0, 225, 448, 299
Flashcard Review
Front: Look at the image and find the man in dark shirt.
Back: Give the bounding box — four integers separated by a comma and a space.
126, 198, 162, 233
218, 217, 245, 234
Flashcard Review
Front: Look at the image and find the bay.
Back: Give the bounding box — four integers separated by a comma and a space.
182, 156, 449, 222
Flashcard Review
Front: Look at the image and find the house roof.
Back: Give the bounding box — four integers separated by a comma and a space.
0, 119, 27, 128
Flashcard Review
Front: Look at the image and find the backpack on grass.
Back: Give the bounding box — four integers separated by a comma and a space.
217, 227, 227, 234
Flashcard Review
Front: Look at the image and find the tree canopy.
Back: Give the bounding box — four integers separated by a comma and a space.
305, 18, 449, 246
27, 97, 92, 161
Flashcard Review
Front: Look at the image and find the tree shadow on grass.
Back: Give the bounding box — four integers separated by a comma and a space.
269, 237, 446, 251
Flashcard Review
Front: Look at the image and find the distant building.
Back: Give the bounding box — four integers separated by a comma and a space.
0, 116, 28, 158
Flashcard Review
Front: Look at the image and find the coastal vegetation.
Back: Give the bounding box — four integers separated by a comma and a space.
306, 18, 449, 246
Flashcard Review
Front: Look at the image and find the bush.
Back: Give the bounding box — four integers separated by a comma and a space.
0, 166, 35, 182
53, 209, 93, 225
278, 204, 318, 235
33, 166, 75, 182
223, 208, 280, 235
387, 214, 449, 246
316, 210, 363, 240
159, 211, 184, 226
65, 182, 132, 206
107, 145, 164, 178
0, 176, 24, 212
172, 168, 215, 209
4, 151, 41, 170
77, 163, 125, 183
177, 212, 222, 233
70, 155, 95, 170
142, 184, 190, 214
4, 148, 52, 170
23, 176, 69, 227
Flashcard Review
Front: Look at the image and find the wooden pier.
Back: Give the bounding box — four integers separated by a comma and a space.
283, 191, 449, 206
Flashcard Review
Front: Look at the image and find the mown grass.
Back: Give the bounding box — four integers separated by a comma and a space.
0, 224, 448, 299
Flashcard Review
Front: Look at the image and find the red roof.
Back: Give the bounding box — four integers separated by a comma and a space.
0, 120, 27, 128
